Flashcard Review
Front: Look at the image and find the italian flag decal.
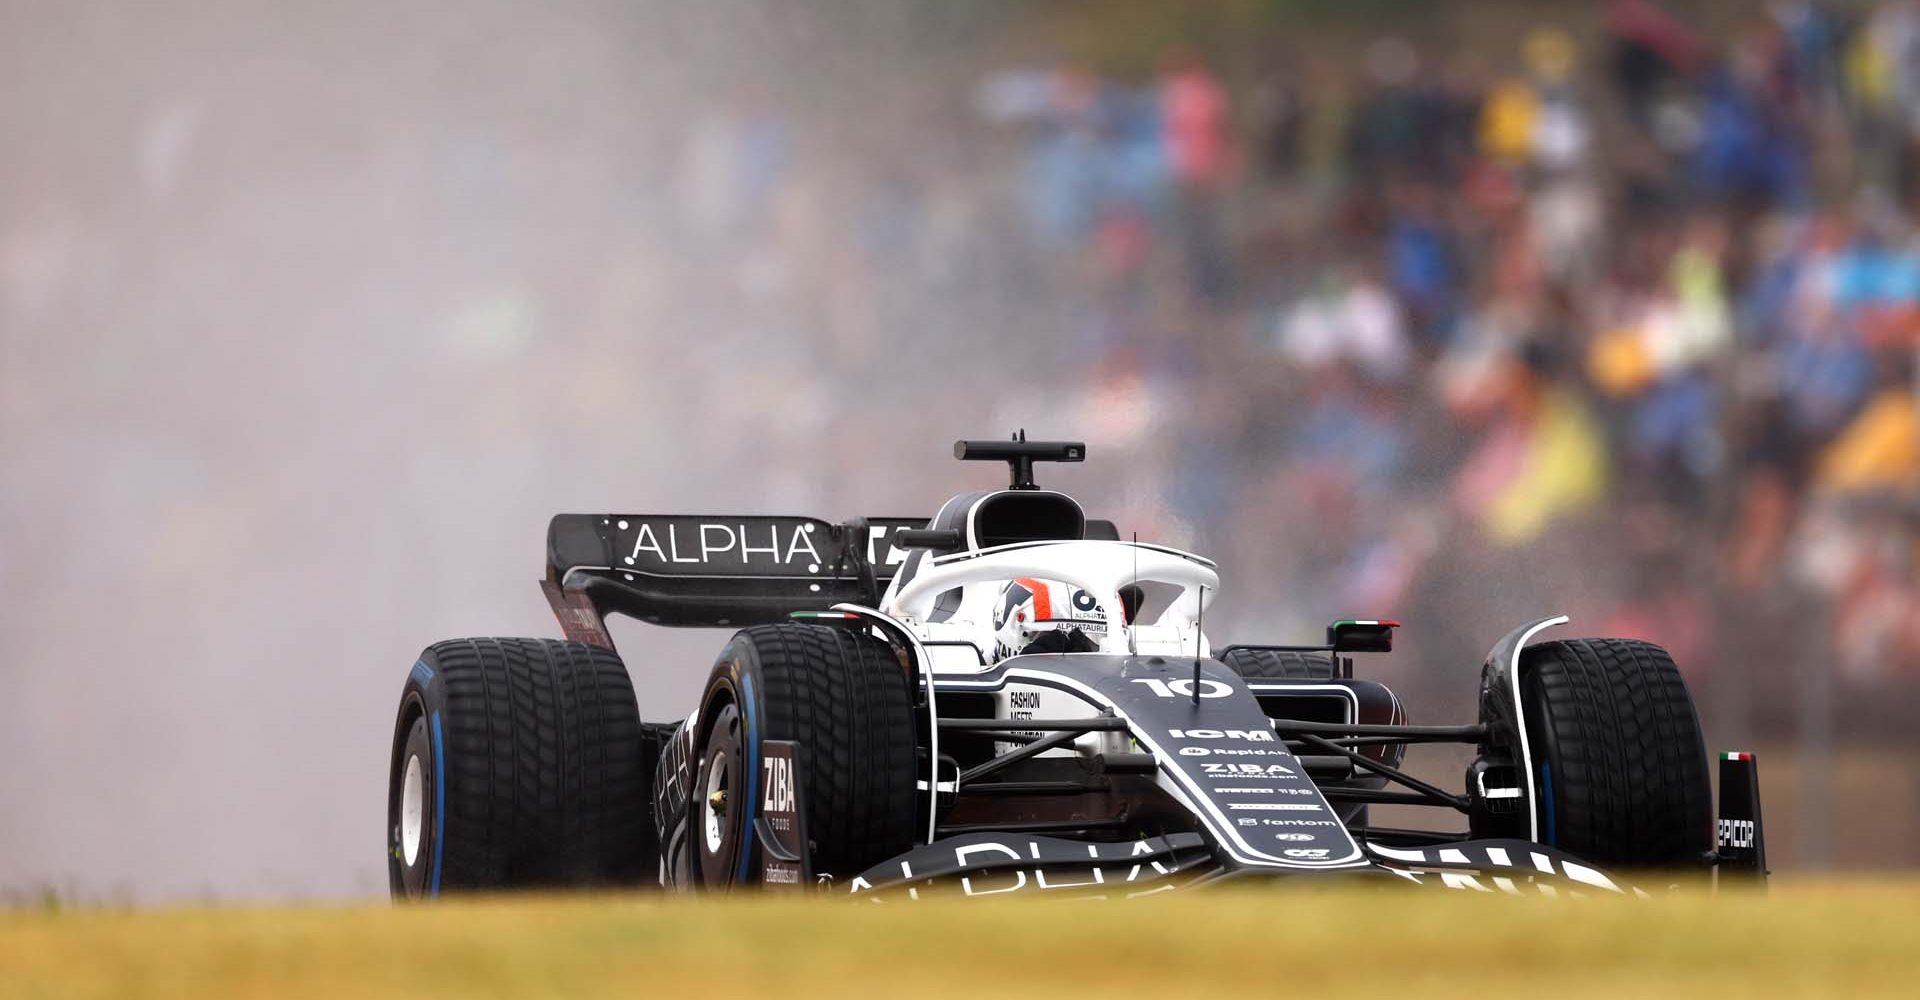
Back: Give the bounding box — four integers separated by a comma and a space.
1722, 751, 1753, 761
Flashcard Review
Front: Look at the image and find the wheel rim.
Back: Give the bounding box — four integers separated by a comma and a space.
400, 754, 425, 867
701, 748, 729, 855
694, 700, 743, 886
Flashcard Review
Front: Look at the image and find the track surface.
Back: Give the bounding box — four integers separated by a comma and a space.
3, 882, 1916, 999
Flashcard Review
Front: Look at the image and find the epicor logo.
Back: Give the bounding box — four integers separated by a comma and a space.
1130, 678, 1233, 699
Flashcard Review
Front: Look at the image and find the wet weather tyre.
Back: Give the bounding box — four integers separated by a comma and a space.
387, 638, 654, 898
1519, 638, 1712, 870
690, 623, 917, 885
1220, 648, 1338, 680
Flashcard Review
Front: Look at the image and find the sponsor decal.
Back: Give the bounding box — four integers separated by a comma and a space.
626, 521, 825, 568
1179, 747, 1210, 757
871, 838, 1196, 897
1213, 787, 1273, 794
1270, 833, 1316, 842
1237, 818, 1258, 827
762, 754, 796, 814
1001, 690, 1045, 744
1178, 746, 1291, 758
1200, 762, 1299, 778
1282, 848, 1331, 859
1257, 818, 1338, 827
1168, 728, 1274, 741
1131, 677, 1233, 700
1718, 818, 1755, 849
613, 518, 919, 574
763, 862, 801, 885
754, 741, 808, 889
1228, 803, 1324, 812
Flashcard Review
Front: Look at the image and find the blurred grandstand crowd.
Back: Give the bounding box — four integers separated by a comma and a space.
658, 1, 1920, 733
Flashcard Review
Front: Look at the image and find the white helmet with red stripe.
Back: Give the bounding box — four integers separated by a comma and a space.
992, 576, 1106, 658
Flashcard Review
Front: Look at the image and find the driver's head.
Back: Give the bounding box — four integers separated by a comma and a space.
993, 577, 1104, 657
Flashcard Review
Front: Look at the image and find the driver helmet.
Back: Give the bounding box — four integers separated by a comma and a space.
993, 577, 1106, 657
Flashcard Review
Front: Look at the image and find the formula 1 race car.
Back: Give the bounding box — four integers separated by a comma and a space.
387, 437, 1767, 899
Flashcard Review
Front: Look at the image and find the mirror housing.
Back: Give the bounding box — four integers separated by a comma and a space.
1328, 619, 1398, 653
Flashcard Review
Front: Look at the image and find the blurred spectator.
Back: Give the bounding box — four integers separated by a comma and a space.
955, 1, 1918, 720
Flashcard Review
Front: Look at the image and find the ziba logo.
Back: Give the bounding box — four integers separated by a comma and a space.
1200, 762, 1298, 777
762, 756, 795, 812
1131, 678, 1232, 699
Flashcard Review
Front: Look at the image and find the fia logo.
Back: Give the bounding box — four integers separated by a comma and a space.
762, 755, 796, 813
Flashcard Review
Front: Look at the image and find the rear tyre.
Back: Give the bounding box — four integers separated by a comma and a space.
1219, 647, 1337, 680
387, 638, 654, 898
689, 623, 918, 885
1519, 638, 1711, 869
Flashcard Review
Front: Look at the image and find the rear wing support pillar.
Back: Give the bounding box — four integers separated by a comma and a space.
541, 579, 616, 651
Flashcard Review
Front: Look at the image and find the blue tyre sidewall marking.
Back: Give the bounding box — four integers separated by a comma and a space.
430, 710, 447, 896
1539, 761, 1557, 848
735, 672, 759, 884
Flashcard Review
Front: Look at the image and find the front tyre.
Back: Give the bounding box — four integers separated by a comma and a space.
387, 638, 655, 898
685, 624, 918, 887
1519, 638, 1711, 869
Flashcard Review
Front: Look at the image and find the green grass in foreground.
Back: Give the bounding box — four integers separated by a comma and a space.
2, 881, 1915, 999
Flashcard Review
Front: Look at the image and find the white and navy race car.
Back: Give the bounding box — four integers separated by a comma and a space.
387, 437, 1766, 898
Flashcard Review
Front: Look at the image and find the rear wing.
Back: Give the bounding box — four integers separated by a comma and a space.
545, 514, 927, 632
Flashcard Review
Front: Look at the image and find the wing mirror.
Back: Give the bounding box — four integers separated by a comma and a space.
1328, 619, 1398, 653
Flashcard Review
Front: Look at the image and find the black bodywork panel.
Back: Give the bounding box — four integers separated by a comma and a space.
929, 653, 1370, 871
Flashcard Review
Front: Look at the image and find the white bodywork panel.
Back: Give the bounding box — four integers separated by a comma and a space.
877, 540, 1220, 670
